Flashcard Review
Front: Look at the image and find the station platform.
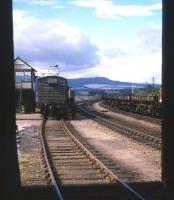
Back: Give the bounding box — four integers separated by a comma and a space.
16, 113, 42, 120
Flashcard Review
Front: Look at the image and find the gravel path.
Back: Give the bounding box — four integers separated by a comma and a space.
16, 114, 47, 185
70, 112, 161, 182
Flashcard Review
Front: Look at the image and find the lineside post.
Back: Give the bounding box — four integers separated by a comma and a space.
162, 0, 174, 198
0, 0, 21, 199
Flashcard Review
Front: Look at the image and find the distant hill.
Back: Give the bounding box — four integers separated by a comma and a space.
68, 77, 158, 91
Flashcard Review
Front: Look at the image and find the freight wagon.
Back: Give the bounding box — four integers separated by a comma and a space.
37, 75, 75, 119
102, 92, 161, 118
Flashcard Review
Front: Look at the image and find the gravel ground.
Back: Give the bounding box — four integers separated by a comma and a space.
93, 102, 161, 130
15, 109, 161, 185
16, 114, 47, 186
70, 111, 161, 182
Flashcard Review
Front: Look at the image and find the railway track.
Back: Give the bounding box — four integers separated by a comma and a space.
65, 121, 155, 181
100, 102, 161, 125
92, 103, 161, 136
78, 103, 161, 150
40, 118, 144, 200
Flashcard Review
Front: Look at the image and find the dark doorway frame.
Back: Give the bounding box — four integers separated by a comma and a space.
1, 0, 174, 199
0, 1, 21, 199
162, 0, 174, 197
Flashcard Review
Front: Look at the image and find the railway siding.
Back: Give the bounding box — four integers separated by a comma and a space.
100, 102, 161, 125
69, 112, 161, 182
79, 103, 161, 150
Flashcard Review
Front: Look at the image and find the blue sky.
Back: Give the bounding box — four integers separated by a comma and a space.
13, 0, 162, 83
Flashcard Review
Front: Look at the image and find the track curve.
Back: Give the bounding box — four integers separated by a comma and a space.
40, 118, 145, 200
78, 103, 161, 150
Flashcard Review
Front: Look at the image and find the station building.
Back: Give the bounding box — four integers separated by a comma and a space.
15, 57, 37, 112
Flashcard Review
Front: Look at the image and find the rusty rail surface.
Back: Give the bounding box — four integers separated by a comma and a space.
79, 103, 161, 149
40, 120, 64, 200
61, 119, 145, 200
61, 119, 117, 183
40, 118, 145, 200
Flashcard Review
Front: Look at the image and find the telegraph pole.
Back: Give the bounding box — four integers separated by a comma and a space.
131, 83, 134, 94
152, 77, 155, 88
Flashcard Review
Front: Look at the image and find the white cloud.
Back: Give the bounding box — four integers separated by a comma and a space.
14, 0, 58, 6
137, 26, 162, 53
13, 4, 161, 83
13, 10, 100, 71
53, 5, 66, 9
64, 51, 161, 84
63, 23, 162, 83
92, 52, 161, 83
97, 27, 109, 32
70, 0, 161, 19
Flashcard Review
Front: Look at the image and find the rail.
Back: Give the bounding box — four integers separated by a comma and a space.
79, 103, 160, 143
61, 119, 145, 200
40, 119, 64, 200
41, 117, 145, 200
101, 102, 161, 124
61, 119, 117, 183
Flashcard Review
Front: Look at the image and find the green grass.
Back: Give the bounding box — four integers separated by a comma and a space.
19, 160, 30, 170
